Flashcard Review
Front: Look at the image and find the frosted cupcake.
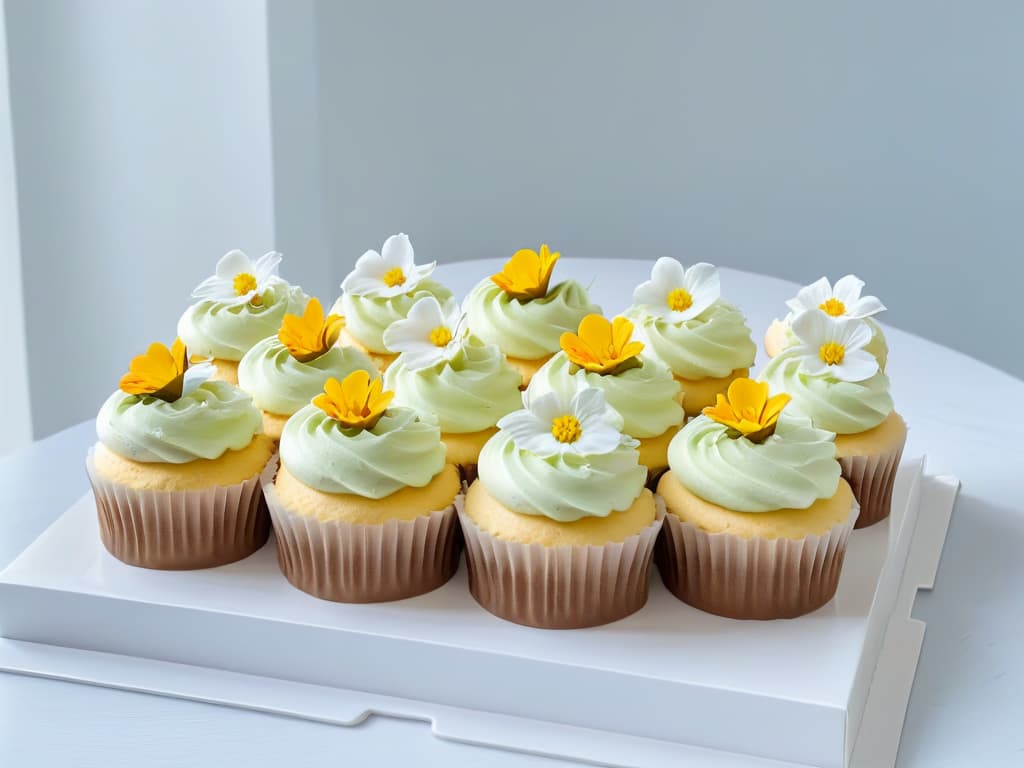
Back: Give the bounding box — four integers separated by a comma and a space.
656, 379, 856, 619
178, 249, 308, 384
266, 370, 461, 602
88, 339, 273, 569
527, 314, 684, 475
765, 275, 888, 369
460, 387, 663, 628
331, 233, 453, 372
760, 310, 905, 528
237, 297, 377, 440
463, 245, 600, 386
627, 258, 756, 416
382, 296, 521, 476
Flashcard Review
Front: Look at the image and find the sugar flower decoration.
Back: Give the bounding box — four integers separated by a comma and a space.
703, 378, 791, 443
382, 296, 466, 371
490, 244, 560, 301
119, 338, 215, 402
786, 275, 885, 320
632, 258, 720, 323
313, 370, 394, 431
560, 314, 644, 375
791, 310, 879, 382
497, 387, 635, 458
340, 233, 435, 299
191, 249, 283, 307
278, 297, 344, 363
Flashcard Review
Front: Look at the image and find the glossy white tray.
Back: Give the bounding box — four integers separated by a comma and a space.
0, 458, 956, 768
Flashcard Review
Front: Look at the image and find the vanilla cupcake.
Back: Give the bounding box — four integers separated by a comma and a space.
88, 339, 274, 569
237, 297, 377, 440
626, 258, 756, 416
765, 275, 888, 369
759, 311, 905, 528
463, 245, 601, 385
657, 379, 856, 619
266, 370, 461, 602
382, 296, 521, 476
330, 233, 453, 371
460, 387, 663, 629
527, 314, 684, 476
178, 250, 308, 384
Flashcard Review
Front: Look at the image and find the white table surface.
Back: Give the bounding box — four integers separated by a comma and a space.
2, 259, 1022, 767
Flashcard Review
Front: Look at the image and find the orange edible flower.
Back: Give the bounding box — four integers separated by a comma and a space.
119, 338, 191, 402
560, 314, 645, 375
278, 297, 344, 363
703, 378, 791, 443
313, 370, 393, 430
490, 244, 560, 301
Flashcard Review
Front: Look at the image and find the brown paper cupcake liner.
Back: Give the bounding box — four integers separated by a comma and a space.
263, 463, 461, 603
458, 497, 665, 629
841, 438, 906, 529
656, 498, 859, 620
86, 450, 270, 570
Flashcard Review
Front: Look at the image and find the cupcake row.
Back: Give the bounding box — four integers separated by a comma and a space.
88, 235, 905, 627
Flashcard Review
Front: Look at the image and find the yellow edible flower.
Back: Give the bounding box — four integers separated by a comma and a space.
119, 338, 192, 402
490, 244, 560, 301
278, 298, 344, 363
313, 370, 393, 431
560, 314, 645, 375
702, 378, 791, 443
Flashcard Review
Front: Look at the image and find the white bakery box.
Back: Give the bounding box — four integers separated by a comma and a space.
0, 453, 956, 768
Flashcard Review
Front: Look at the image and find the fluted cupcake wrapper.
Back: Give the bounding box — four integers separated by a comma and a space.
457, 497, 665, 629
86, 450, 270, 570
263, 463, 461, 603
656, 498, 859, 620
841, 437, 906, 529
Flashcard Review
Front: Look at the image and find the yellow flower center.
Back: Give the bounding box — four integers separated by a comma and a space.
667, 287, 693, 312
428, 325, 452, 347
383, 267, 406, 287
233, 272, 258, 296
819, 341, 846, 365
551, 414, 582, 444
819, 297, 846, 317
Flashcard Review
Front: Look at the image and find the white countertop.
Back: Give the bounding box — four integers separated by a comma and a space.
1, 259, 1021, 767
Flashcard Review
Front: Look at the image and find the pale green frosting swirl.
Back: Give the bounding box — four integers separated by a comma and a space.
383, 337, 522, 433
778, 314, 889, 370
178, 282, 308, 361
627, 300, 756, 379
237, 337, 378, 416
332, 279, 453, 353
280, 405, 445, 498
463, 279, 601, 360
96, 381, 262, 464
528, 352, 684, 439
478, 431, 647, 522
669, 413, 841, 512
759, 349, 894, 435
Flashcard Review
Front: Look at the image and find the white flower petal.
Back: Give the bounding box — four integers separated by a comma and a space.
496, 409, 554, 453
847, 295, 886, 318
790, 308, 831, 345
380, 233, 414, 270
190, 274, 235, 302
525, 390, 567, 425
252, 251, 283, 283
572, 421, 625, 455
214, 250, 253, 280
831, 349, 879, 382
397, 345, 448, 371
799, 354, 830, 376
572, 386, 612, 425
831, 275, 865, 306
786, 277, 832, 315
181, 362, 216, 396
837, 316, 872, 350
651, 257, 687, 287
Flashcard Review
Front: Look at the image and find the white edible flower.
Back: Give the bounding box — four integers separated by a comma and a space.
383, 296, 465, 370
497, 387, 636, 458
631, 257, 720, 323
791, 310, 879, 382
182, 360, 216, 396
340, 233, 435, 299
191, 250, 283, 306
785, 275, 885, 320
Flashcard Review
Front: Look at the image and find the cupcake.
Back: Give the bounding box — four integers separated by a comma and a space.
764, 274, 888, 369
178, 249, 308, 384
527, 313, 684, 476
237, 297, 378, 441
626, 258, 756, 416
382, 296, 522, 477
462, 244, 601, 386
88, 339, 274, 569
331, 233, 453, 372
656, 378, 856, 619
760, 310, 905, 528
265, 370, 461, 602
460, 387, 663, 629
